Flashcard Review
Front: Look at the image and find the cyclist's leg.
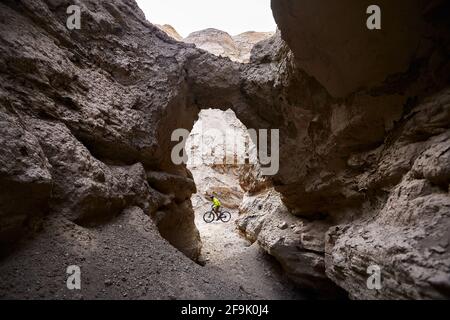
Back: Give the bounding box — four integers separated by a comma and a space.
213, 206, 220, 220
216, 206, 222, 220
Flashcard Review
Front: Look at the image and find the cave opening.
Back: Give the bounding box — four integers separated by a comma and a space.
185, 108, 251, 253
183, 108, 304, 299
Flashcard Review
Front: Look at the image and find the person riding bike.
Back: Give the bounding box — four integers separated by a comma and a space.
203, 195, 231, 224
210, 195, 222, 221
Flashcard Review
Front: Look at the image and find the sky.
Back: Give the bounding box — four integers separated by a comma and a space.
135, 0, 276, 38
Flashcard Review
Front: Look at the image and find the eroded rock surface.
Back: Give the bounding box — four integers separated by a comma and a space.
234, 0, 450, 299
0, 207, 250, 299
237, 189, 346, 298
184, 28, 274, 63
272, 0, 426, 97
186, 109, 252, 209
0, 0, 208, 261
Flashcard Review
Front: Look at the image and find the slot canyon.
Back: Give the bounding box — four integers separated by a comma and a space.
0, 0, 449, 300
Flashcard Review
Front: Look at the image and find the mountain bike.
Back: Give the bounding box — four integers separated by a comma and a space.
203, 207, 231, 223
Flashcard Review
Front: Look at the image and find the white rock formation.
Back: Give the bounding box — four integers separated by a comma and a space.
157, 25, 274, 62
186, 109, 256, 209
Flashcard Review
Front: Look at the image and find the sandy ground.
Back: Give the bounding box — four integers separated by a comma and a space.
194, 202, 305, 300
0, 207, 253, 300
0, 199, 305, 299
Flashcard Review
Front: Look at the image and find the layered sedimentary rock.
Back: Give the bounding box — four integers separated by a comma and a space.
0, 112, 53, 247
237, 189, 345, 297
325, 101, 450, 299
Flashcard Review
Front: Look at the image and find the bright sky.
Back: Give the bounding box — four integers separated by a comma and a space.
135, 0, 276, 38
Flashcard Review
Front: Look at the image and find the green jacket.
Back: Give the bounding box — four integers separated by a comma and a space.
212, 197, 221, 208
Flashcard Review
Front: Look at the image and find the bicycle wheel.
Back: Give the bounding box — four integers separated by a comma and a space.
203, 211, 215, 223
220, 211, 231, 223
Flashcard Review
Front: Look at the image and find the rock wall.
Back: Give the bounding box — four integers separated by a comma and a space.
156, 24, 183, 41
236, 0, 450, 299
184, 28, 274, 63
237, 189, 346, 298
0, 0, 205, 260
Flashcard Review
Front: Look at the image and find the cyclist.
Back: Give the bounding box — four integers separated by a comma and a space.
210, 195, 222, 221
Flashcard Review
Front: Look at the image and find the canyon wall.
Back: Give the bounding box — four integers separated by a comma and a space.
236, 0, 450, 299
0, 0, 206, 260
184, 28, 274, 63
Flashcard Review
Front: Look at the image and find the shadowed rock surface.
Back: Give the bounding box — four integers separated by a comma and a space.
186, 109, 251, 210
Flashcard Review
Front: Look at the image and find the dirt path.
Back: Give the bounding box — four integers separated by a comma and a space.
0, 207, 255, 300
194, 203, 305, 300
